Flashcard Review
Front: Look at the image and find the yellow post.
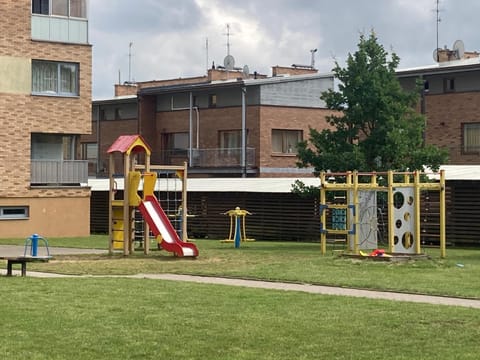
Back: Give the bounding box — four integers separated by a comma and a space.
108, 154, 115, 254
123, 153, 131, 256
144, 153, 151, 254
320, 172, 327, 255
387, 171, 395, 253
181, 162, 188, 242
414, 171, 422, 254
345, 171, 352, 252
352, 171, 359, 255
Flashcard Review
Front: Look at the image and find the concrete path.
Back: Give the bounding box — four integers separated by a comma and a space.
2, 245, 479, 309
0, 245, 107, 257
2, 265, 479, 309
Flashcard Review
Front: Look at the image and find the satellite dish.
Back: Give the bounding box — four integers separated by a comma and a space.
224, 54, 235, 70
433, 48, 441, 62
453, 40, 465, 59
242, 65, 249, 78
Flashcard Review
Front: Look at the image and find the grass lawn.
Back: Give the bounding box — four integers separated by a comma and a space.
1, 277, 479, 360
1, 236, 480, 298
1, 237, 480, 359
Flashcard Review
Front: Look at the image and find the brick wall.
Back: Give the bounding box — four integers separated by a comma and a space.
0, 1, 92, 237
272, 66, 318, 77
425, 92, 480, 164
151, 104, 333, 177
257, 106, 334, 176
0, 1, 92, 197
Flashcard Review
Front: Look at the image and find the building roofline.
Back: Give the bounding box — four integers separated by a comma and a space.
93, 94, 138, 104
138, 72, 334, 96
397, 57, 480, 77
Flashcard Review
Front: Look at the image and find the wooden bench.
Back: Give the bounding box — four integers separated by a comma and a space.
1, 256, 51, 277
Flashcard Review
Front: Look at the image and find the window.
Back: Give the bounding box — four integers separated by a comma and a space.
272, 129, 302, 154
31, 133, 77, 160
82, 142, 98, 175
443, 78, 455, 92
0, 206, 29, 220
32, 60, 79, 96
219, 130, 241, 149
463, 123, 480, 154
32, 0, 49, 14
208, 94, 217, 108
32, 0, 87, 18
166, 132, 189, 154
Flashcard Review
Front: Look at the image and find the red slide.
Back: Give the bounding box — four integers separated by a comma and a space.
138, 195, 198, 257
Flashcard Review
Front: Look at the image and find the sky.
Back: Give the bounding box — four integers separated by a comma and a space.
89, 0, 479, 99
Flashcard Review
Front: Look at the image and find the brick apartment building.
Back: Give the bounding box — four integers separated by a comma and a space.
397, 47, 480, 164
84, 47, 480, 180
82, 65, 335, 178
0, 0, 92, 238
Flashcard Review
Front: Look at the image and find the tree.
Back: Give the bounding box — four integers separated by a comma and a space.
296, 31, 448, 174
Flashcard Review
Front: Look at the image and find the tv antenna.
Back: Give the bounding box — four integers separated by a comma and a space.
434, 0, 443, 62
310, 48, 318, 68
223, 24, 235, 70
224, 24, 233, 56
128, 42, 133, 83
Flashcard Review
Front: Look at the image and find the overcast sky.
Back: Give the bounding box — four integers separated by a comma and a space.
89, 0, 479, 99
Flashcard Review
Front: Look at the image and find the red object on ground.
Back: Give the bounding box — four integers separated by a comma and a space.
369, 249, 386, 257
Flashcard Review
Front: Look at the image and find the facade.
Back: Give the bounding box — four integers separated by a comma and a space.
85, 51, 480, 180
0, 0, 92, 237
83, 66, 335, 178
397, 50, 480, 165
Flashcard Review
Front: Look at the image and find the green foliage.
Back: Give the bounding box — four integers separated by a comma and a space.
297, 31, 448, 174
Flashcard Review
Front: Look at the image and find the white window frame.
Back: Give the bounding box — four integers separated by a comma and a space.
0, 206, 29, 220
32, 60, 79, 97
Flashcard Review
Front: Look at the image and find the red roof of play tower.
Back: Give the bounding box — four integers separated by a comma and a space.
107, 135, 152, 155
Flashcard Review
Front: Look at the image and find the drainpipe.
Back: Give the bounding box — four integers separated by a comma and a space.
195, 107, 200, 149
189, 92, 193, 167
241, 86, 246, 177
96, 104, 100, 175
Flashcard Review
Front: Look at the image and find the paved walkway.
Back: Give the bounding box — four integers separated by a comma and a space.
0, 245, 107, 257
2, 264, 480, 309
2, 245, 479, 309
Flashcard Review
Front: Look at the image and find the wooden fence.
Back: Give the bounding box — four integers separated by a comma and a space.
89, 181, 480, 246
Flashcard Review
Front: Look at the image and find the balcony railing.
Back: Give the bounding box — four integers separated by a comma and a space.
158, 148, 256, 168
31, 160, 88, 185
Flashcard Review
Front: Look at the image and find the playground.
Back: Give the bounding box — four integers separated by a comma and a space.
1, 135, 479, 358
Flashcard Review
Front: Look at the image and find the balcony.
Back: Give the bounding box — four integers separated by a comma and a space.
31, 160, 88, 185
158, 148, 256, 168
31, 14, 88, 44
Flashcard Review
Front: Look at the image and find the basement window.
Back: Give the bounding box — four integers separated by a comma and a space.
0, 206, 29, 220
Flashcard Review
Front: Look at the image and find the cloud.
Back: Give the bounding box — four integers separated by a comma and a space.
90, 0, 480, 99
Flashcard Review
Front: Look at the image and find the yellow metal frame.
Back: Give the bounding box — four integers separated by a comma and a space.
320, 170, 446, 258
221, 207, 255, 243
